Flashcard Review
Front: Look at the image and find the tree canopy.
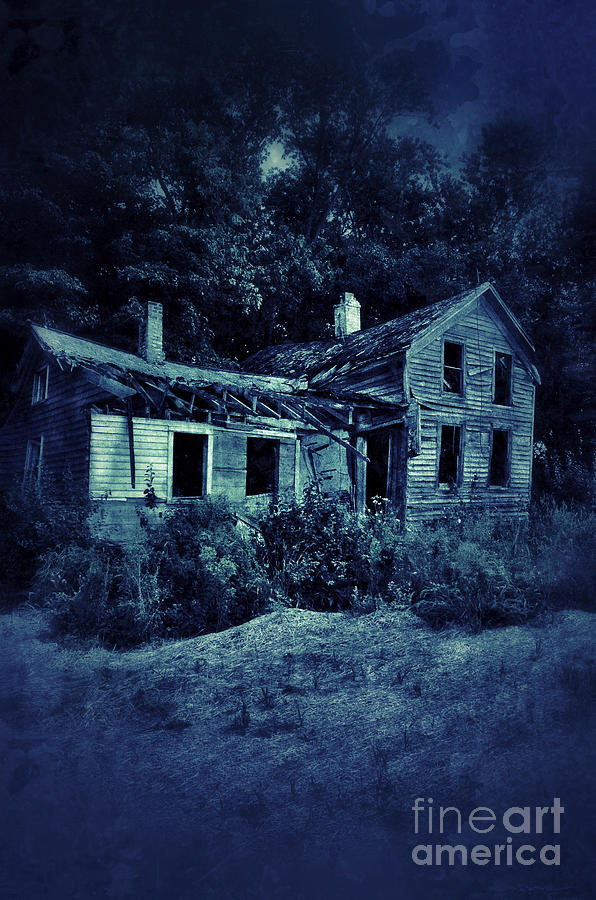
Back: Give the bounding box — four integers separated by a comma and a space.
1, 0, 594, 486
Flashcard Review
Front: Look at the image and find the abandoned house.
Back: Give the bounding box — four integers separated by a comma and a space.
0, 282, 539, 534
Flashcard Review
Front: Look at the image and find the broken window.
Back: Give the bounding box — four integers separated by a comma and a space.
438, 424, 462, 486
172, 432, 207, 497
443, 342, 463, 394
246, 437, 279, 496
24, 437, 43, 483
32, 365, 49, 404
489, 429, 510, 486
494, 352, 513, 405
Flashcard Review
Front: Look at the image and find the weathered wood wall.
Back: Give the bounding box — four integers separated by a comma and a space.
297, 430, 352, 497
404, 295, 535, 522
0, 351, 106, 487
89, 412, 297, 506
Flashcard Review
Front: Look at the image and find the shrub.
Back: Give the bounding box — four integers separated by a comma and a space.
144, 498, 270, 637
257, 488, 363, 610
37, 499, 271, 646
258, 490, 549, 627
533, 448, 596, 509
0, 476, 91, 599
25, 482, 595, 644
33, 542, 146, 645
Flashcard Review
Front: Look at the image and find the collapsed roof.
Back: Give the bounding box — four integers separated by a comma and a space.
244, 282, 539, 387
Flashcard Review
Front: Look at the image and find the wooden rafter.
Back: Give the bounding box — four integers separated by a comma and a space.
278, 400, 369, 462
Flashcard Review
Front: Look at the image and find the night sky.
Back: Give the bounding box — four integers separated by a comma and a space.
2, 0, 596, 171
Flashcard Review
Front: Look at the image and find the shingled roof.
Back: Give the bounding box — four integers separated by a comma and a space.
244, 285, 483, 379
244, 282, 536, 383
30, 324, 303, 396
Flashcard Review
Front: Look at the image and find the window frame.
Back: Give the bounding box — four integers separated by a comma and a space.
436, 422, 464, 489
442, 341, 465, 397
167, 426, 212, 501
488, 426, 512, 488
24, 436, 44, 484
493, 350, 513, 407
246, 436, 280, 497
31, 364, 49, 405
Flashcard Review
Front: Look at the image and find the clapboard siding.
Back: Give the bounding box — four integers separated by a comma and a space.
298, 430, 351, 496
0, 352, 107, 487
322, 357, 405, 403
89, 412, 297, 504
404, 295, 535, 522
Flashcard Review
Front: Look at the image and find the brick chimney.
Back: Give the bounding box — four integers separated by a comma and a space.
334, 292, 361, 339
139, 301, 165, 362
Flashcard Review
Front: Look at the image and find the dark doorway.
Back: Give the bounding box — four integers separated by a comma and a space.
366, 430, 390, 507
489, 429, 510, 486
246, 437, 279, 495
172, 432, 207, 497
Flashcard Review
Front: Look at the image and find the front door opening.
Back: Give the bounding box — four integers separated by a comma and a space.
172, 432, 207, 497
246, 437, 279, 496
366, 430, 390, 508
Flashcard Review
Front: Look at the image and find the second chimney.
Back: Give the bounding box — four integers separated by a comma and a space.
334, 292, 361, 339
139, 301, 165, 363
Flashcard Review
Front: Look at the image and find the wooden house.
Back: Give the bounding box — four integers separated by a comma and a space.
0, 283, 539, 533
244, 281, 540, 523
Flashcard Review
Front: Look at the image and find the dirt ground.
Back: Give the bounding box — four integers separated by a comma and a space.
0, 604, 594, 899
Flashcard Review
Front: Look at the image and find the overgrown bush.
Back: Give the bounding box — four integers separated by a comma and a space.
35, 498, 270, 646
257, 488, 364, 610
258, 491, 548, 628
0, 476, 91, 600
143, 498, 269, 637
533, 447, 596, 509
18, 479, 596, 644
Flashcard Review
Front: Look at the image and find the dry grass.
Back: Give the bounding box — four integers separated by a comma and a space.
0, 606, 594, 899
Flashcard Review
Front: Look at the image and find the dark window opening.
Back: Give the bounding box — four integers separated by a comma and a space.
24, 437, 43, 483
246, 437, 279, 496
438, 425, 461, 485
366, 430, 390, 508
494, 352, 513, 405
443, 342, 463, 394
172, 432, 206, 497
489, 429, 510, 486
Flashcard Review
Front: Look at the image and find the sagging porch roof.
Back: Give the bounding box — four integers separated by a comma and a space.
28, 324, 407, 465
31, 324, 304, 397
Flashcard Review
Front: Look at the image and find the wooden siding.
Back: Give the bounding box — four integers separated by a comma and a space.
404, 295, 535, 522
317, 356, 405, 403
89, 412, 297, 505
0, 352, 107, 488
297, 430, 351, 497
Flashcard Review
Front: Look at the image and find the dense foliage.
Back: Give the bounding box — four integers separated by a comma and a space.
7, 487, 591, 645
0, 477, 91, 603
31, 499, 269, 646
0, 2, 594, 480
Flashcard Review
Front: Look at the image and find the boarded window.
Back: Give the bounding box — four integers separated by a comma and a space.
494, 352, 513, 405
489, 429, 510, 486
172, 432, 207, 497
24, 437, 43, 483
438, 424, 461, 485
443, 342, 463, 394
32, 366, 49, 404
246, 437, 279, 495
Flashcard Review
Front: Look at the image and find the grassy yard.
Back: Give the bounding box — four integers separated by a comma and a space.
0, 605, 594, 899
